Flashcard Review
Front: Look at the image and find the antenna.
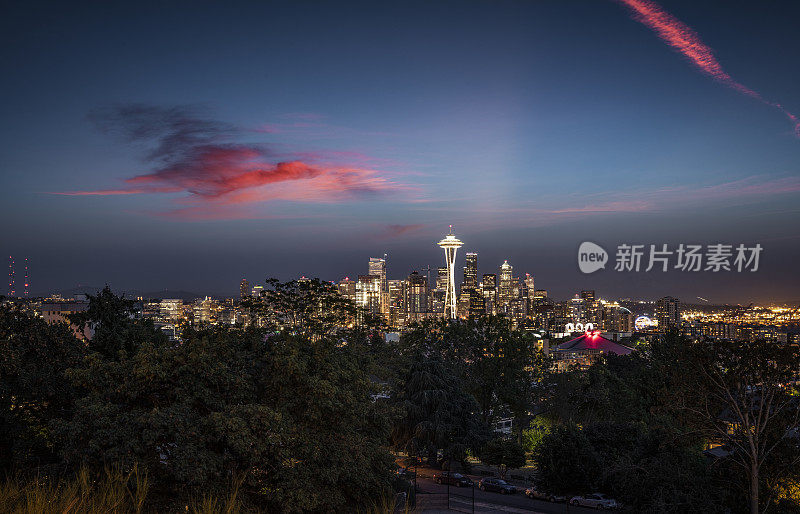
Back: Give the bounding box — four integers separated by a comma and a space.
422, 265, 432, 287
24, 258, 29, 297
7, 256, 14, 297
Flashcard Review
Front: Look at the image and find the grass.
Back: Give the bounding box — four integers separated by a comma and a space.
0, 465, 148, 514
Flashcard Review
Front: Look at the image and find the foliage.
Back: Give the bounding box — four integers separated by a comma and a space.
390, 351, 487, 465
0, 304, 85, 472
688, 338, 800, 514
399, 316, 549, 433
521, 416, 552, 454
243, 277, 379, 337
532, 423, 600, 494
478, 438, 526, 479
67, 286, 167, 359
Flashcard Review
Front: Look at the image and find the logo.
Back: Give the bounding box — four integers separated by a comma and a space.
578, 242, 608, 274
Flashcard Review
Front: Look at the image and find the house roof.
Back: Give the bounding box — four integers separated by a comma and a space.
554, 332, 634, 355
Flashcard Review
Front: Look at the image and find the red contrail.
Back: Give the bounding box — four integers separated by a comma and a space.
617, 0, 800, 137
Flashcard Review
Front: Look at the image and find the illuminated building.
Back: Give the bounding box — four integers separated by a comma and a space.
356, 274, 382, 316
463, 253, 478, 289
40, 298, 91, 339
437, 227, 463, 319
601, 302, 634, 332
482, 273, 497, 315
656, 296, 682, 331
581, 290, 599, 324
368, 257, 388, 317
499, 260, 513, 313
405, 271, 428, 322
337, 277, 356, 303
239, 278, 250, 298
251, 285, 264, 297
192, 296, 216, 324
160, 298, 184, 324
552, 331, 633, 371
387, 279, 405, 328
570, 295, 586, 323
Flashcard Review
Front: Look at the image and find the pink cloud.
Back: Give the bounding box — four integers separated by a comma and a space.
55, 105, 410, 219
618, 0, 800, 137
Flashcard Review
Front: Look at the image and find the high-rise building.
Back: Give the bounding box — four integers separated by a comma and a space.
368, 257, 386, 291
239, 278, 250, 298
499, 260, 513, 312
570, 295, 587, 323
436, 267, 448, 290
463, 253, 478, 289
160, 299, 184, 324
437, 228, 463, 319
406, 271, 428, 322
387, 279, 405, 328
356, 274, 382, 317
337, 277, 356, 303
368, 256, 388, 318
192, 297, 216, 324
656, 296, 682, 331
601, 302, 634, 332
580, 290, 599, 324
482, 273, 497, 315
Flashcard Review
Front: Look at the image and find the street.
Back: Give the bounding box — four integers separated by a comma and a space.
412, 473, 601, 514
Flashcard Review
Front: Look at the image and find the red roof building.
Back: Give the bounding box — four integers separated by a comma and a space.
552, 331, 633, 370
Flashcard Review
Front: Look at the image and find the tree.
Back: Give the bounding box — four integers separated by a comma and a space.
0, 304, 85, 472
533, 423, 600, 494
399, 316, 548, 432
243, 278, 377, 338
478, 438, 526, 479
391, 351, 487, 466
521, 417, 552, 454
68, 285, 167, 359
689, 339, 800, 514
59, 286, 396, 511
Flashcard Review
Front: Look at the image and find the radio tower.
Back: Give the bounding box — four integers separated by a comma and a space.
24, 258, 29, 297
437, 226, 463, 319
7, 256, 15, 297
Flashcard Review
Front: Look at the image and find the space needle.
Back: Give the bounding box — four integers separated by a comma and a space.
437, 226, 463, 319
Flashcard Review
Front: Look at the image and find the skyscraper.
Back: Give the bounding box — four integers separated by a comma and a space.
656, 296, 682, 331
437, 227, 463, 319
482, 273, 497, 315
356, 274, 382, 317
499, 260, 513, 312
387, 279, 405, 328
463, 252, 478, 289
239, 278, 250, 299
368, 256, 388, 317
337, 277, 356, 303
406, 271, 428, 322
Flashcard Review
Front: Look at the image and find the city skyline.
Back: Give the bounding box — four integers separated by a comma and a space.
2, 1, 800, 303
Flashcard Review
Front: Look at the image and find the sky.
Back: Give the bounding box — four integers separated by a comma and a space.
2, 0, 799, 303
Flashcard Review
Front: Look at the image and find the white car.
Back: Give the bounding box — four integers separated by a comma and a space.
570, 493, 618, 509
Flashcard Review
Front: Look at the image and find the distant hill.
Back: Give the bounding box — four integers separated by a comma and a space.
53, 286, 229, 301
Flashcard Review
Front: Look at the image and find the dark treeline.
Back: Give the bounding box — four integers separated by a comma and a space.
1, 279, 798, 513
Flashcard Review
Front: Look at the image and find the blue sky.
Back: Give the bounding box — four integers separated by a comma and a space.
1, 0, 799, 302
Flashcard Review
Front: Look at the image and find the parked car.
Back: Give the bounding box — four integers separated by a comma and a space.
397, 467, 416, 480
570, 493, 618, 509
525, 487, 566, 502
433, 471, 473, 487
478, 478, 517, 494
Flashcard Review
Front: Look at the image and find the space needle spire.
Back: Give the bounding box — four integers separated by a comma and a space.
437, 225, 463, 319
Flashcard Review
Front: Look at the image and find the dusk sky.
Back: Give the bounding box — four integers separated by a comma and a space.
2, 0, 800, 303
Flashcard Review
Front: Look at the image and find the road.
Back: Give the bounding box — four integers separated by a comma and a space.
412, 474, 600, 514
